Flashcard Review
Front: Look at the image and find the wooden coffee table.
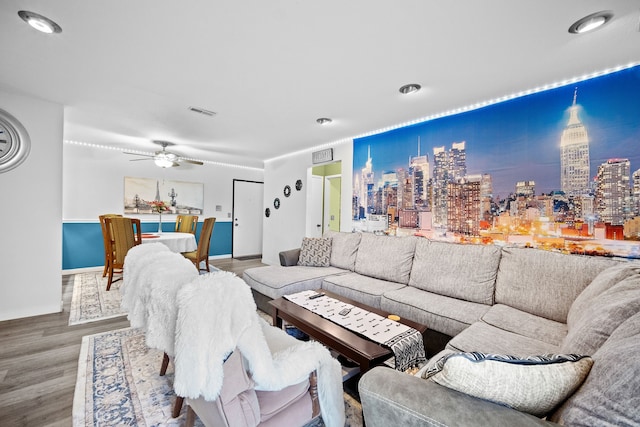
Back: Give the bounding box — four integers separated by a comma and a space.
269, 290, 427, 374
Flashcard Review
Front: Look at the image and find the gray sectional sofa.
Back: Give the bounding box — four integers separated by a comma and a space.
242, 231, 640, 425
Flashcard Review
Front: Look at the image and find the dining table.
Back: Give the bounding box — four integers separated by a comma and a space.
141, 232, 197, 253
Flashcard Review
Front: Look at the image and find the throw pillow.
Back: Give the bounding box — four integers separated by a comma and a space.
297, 237, 332, 267
422, 352, 593, 417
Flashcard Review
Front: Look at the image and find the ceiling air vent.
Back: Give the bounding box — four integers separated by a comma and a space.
188, 107, 217, 117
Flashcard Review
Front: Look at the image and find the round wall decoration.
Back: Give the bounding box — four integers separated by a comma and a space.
284, 185, 291, 197
295, 179, 303, 191
273, 198, 280, 209
265, 208, 271, 217
0, 109, 31, 173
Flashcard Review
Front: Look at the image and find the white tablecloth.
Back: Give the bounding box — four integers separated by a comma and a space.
141, 232, 197, 253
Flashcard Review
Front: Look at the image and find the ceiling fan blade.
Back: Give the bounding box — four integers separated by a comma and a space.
181, 159, 204, 165
123, 151, 153, 157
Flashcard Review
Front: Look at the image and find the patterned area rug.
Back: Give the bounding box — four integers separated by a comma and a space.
74, 327, 363, 427
68, 272, 127, 325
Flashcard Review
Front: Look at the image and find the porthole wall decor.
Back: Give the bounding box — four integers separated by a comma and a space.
265, 208, 271, 217
273, 198, 280, 209
295, 179, 303, 191
0, 109, 31, 173
284, 185, 291, 197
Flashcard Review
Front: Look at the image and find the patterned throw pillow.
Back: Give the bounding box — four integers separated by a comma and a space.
297, 237, 332, 267
422, 352, 593, 417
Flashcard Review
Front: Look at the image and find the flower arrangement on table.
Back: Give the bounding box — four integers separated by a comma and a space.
149, 200, 169, 213
148, 200, 170, 233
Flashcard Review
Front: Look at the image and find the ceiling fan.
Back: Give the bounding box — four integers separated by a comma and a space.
124, 141, 204, 168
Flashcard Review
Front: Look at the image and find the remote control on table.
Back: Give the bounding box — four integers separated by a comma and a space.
338, 308, 352, 316
308, 292, 325, 300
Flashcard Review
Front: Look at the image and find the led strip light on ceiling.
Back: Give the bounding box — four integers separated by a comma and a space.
266, 61, 640, 163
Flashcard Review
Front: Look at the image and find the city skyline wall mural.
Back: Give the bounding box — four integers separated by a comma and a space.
353, 66, 640, 258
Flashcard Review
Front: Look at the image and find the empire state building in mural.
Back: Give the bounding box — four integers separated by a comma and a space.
560, 89, 590, 196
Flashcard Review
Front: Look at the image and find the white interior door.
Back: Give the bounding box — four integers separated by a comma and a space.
232, 180, 264, 258
306, 174, 324, 237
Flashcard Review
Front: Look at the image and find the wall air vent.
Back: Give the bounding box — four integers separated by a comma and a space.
188, 107, 217, 117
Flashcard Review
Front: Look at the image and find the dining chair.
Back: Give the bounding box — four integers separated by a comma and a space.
182, 217, 216, 272
175, 214, 199, 234
98, 214, 122, 278
105, 216, 142, 290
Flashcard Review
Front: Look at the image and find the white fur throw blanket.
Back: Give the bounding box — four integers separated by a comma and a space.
174, 271, 345, 427
121, 243, 171, 324
123, 244, 199, 355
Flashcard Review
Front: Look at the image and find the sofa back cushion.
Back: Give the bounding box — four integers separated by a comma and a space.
550, 311, 640, 426
323, 231, 361, 271
566, 263, 640, 329
409, 240, 501, 305
560, 272, 640, 355
354, 233, 416, 284
494, 247, 618, 323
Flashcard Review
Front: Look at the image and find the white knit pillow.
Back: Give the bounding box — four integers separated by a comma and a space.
423, 352, 593, 417
297, 237, 332, 267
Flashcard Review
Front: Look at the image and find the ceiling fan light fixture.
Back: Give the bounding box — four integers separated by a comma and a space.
399, 83, 421, 95
154, 155, 174, 168
569, 11, 613, 34
18, 11, 62, 34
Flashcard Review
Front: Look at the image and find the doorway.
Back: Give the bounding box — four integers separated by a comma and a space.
232, 179, 264, 259
306, 161, 342, 237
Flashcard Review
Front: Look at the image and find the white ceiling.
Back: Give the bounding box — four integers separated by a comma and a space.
1, 1, 639, 169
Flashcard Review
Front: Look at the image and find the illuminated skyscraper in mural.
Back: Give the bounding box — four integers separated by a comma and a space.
633, 169, 640, 216
409, 137, 430, 209
360, 145, 375, 216
432, 141, 467, 226
560, 89, 590, 196
595, 158, 631, 225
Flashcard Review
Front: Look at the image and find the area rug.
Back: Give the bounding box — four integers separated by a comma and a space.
73, 327, 363, 427
68, 272, 127, 325
69, 266, 220, 326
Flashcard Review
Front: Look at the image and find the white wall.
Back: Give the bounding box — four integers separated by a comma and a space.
0, 90, 63, 321
63, 143, 263, 223
262, 142, 353, 265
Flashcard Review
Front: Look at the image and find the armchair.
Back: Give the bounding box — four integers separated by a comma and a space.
174, 271, 345, 427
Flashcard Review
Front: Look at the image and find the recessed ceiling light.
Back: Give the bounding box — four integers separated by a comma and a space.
18, 11, 62, 34
569, 11, 613, 34
316, 118, 332, 125
399, 83, 421, 95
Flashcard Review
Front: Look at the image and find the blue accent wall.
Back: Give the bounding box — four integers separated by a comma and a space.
62, 221, 232, 270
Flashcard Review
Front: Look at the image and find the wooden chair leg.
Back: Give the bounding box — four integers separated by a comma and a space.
160, 352, 170, 376
106, 268, 113, 291
309, 371, 320, 418
172, 395, 184, 418
185, 404, 196, 427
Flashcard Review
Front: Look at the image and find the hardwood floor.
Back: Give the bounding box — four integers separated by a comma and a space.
0, 258, 264, 427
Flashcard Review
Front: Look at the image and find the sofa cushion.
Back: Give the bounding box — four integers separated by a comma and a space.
423, 352, 593, 418
243, 265, 347, 300
482, 304, 568, 346
560, 273, 640, 355
495, 247, 619, 323
324, 231, 361, 271
550, 311, 640, 426
381, 287, 490, 337
567, 262, 640, 329
409, 240, 501, 305
354, 233, 417, 284
297, 237, 332, 267
447, 322, 559, 356
321, 272, 405, 309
